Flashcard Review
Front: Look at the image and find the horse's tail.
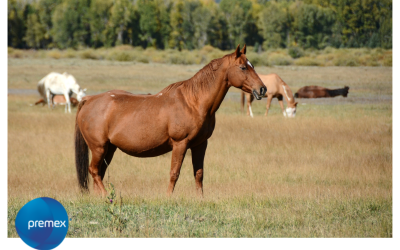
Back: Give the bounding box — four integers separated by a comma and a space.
241, 91, 245, 114
37, 77, 47, 100
75, 99, 89, 192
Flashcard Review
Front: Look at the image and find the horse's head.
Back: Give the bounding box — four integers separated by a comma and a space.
63, 72, 86, 101
285, 102, 298, 118
76, 88, 87, 101
226, 44, 266, 100
343, 86, 350, 97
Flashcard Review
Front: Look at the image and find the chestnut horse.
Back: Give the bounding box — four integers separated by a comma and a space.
75, 45, 266, 197
294, 86, 349, 98
241, 73, 298, 117
34, 95, 79, 107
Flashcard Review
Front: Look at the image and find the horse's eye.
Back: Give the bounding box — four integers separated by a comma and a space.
240, 66, 246, 70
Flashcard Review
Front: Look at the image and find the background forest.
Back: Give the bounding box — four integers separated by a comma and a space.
8, 0, 392, 51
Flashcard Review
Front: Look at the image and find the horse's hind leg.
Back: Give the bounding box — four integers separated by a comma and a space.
88, 145, 109, 195
246, 93, 254, 117
99, 143, 117, 182
191, 140, 208, 197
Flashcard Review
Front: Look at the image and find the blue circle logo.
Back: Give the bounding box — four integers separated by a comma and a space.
15, 197, 69, 250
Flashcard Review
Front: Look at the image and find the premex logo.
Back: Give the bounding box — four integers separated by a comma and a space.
15, 197, 69, 250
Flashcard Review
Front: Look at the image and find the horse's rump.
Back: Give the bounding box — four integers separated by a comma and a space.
37, 78, 47, 100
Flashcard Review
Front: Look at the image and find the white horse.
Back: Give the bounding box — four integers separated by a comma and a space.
37, 72, 86, 113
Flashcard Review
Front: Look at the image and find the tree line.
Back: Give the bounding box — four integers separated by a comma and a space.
8, 0, 392, 51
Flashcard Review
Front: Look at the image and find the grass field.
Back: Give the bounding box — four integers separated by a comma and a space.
7, 58, 392, 237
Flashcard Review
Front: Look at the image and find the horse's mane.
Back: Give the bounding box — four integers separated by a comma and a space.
161, 55, 229, 100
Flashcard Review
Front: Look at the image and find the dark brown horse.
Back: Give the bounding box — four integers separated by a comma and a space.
294, 86, 349, 98
75, 45, 266, 197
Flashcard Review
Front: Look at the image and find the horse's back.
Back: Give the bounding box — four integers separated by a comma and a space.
258, 73, 292, 98
78, 90, 162, 126
296, 86, 327, 98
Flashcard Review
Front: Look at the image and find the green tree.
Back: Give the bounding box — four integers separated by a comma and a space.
52, 0, 91, 49
258, 2, 287, 49
8, 0, 27, 48
24, 11, 46, 49
220, 0, 253, 48
192, 5, 212, 49
109, 0, 133, 46
137, 0, 170, 49
207, 2, 229, 49
88, 0, 113, 47
36, 0, 62, 48
170, 0, 210, 50
292, 2, 335, 49
169, 0, 184, 49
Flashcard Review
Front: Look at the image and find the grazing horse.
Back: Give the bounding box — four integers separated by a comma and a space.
37, 72, 86, 113
34, 95, 79, 107
75, 45, 266, 197
241, 73, 298, 117
294, 86, 349, 98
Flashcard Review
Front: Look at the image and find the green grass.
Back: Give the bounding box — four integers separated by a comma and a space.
8, 196, 391, 238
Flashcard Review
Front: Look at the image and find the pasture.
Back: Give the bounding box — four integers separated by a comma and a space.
8, 58, 392, 237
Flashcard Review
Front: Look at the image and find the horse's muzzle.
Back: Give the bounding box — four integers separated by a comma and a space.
253, 87, 266, 100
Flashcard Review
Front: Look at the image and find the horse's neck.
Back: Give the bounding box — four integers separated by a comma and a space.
184, 67, 230, 116
281, 82, 295, 106
207, 75, 230, 114
327, 88, 345, 97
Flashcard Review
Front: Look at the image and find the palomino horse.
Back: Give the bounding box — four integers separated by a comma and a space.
241, 73, 298, 117
294, 86, 349, 98
34, 95, 79, 107
37, 72, 86, 113
75, 45, 266, 197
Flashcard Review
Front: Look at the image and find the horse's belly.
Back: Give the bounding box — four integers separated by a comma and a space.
109, 120, 172, 158
116, 140, 172, 158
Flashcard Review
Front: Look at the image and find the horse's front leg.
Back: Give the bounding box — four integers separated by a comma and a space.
191, 140, 208, 197
277, 96, 286, 117
64, 93, 71, 113
167, 139, 189, 197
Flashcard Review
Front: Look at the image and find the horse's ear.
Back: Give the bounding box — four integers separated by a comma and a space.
240, 44, 246, 55
235, 44, 241, 59
294, 102, 298, 107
